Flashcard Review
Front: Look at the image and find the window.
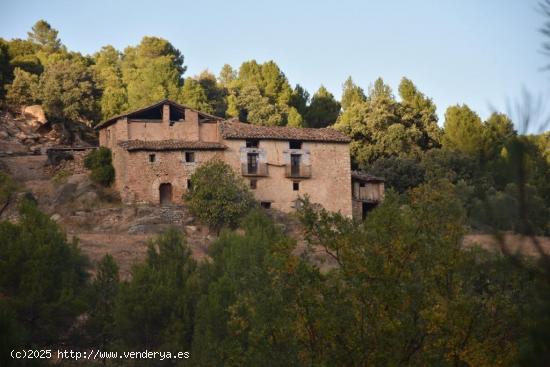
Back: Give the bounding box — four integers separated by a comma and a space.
250, 179, 257, 189
289, 140, 302, 149
149, 154, 156, 163
293, 182, 299, 191
106, 129, 111, 141
359, 182, 366, 188
187, 179, 193, 190
247, 153, 259, 174
290, 154, 301, 176
246, 139, 259, 148
185, 151, 195, 163
260, 201, 271, 209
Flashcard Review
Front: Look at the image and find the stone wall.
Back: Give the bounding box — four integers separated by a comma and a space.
115, 149, 223, 204
46, 148, 95, 175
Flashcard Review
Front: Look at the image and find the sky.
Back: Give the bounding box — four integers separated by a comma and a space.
1, 0, 548, 129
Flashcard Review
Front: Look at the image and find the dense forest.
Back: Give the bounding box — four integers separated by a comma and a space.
1, 18, 550, 366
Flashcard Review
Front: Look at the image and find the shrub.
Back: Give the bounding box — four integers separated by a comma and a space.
0, 199, 89, 344
84, 147, 114, 186
186, 159, 255, 231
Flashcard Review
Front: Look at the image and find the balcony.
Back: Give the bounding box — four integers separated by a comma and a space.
241, 162, 268, 176
285, 164, 312, 178
352, 183, 384, 203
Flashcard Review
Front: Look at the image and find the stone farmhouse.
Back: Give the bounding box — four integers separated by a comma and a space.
95, 100, 384, 219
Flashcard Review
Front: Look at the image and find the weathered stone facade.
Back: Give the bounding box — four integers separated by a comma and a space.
96, 100, 380, 218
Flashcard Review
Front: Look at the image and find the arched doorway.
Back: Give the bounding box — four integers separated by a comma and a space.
159, 183, 172, 205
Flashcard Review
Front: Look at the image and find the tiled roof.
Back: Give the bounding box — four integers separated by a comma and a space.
219, 120, 351, 143
118, 140, 227, 151
351, 170, 385, 182
95, 99, 223, 130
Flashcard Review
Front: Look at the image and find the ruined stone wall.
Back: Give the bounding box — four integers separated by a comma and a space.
46, 149, 93, 175
222, 139, 353, 217
126, 109, 200, 141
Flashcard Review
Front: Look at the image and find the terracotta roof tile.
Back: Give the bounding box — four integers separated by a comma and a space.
119, 140, 227, 151
219, 120, 351, 143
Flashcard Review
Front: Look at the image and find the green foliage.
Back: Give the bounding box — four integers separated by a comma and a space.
442, 104, 485, 156
0, 171, 17, 206
221, 60, 301, 125
92, 45, 127, 120
398, 77, 441, 149
296, 183, 529, 365
27, 20, 62, 52
186, 160, 255, 231
179, 70, 227, 116
122, 36, 185, 110
289, 84, 309, 116
196, 70, 227, 116
39, 56, 99, 122
0, 199, 89, 344
304, 85, 340, 128
368, 156, 425, 193
0, 40, 9, 99
180, 77, 211, 113
115, 229, 198, 351
340, 76, 366, 110
86, 254, 119, 351
6, 67, 39, 106
84, 147, 115, 186
192, 210, 305, 366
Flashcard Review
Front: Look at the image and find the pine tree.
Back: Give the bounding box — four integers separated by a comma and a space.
305, 85, 340, 128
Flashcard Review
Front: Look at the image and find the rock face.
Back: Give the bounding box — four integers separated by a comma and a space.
22, 105, 47, 125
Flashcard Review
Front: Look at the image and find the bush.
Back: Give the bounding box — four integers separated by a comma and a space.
0, 199, 89, 345
84, 147, 114, 186
186, 159, 255, 231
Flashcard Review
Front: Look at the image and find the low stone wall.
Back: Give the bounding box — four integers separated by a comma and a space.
46, 147, 96, 175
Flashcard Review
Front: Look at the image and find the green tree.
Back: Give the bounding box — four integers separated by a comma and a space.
38, 56, 98, 122
483, 112, 516, 159
86, 254, 119, 355
340, 76, 366, 111
192, 210, 307, 366
305, 85, 340, 128
84, 147, 115, 186
0, 40, 10, 99
224, 60, 299, 125
289, 84, 309, 117
93, 45, 127, 120
218, 64, 236, 88
6, 67, 39, 106
297, 182, 528, 365
122, 36, 185, 110
180, 77, 211, 113
186, 159, 255, 231
398, 77, 441, 149
115, 229, 198, 351
197, 70, 227, 116
368, 156, 425, 193
5, 38, 42, 77
27, 20, 62, 52
442, 104, 485, 156
237, 84, 284, 125
0, 199, 89, 344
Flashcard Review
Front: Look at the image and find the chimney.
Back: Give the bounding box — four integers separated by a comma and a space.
162, 103, 170, 125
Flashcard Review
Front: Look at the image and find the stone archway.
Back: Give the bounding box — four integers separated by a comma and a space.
159, 183, 173, 205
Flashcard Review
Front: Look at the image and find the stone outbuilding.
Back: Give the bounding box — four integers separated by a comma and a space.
95, 100, 384, 219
